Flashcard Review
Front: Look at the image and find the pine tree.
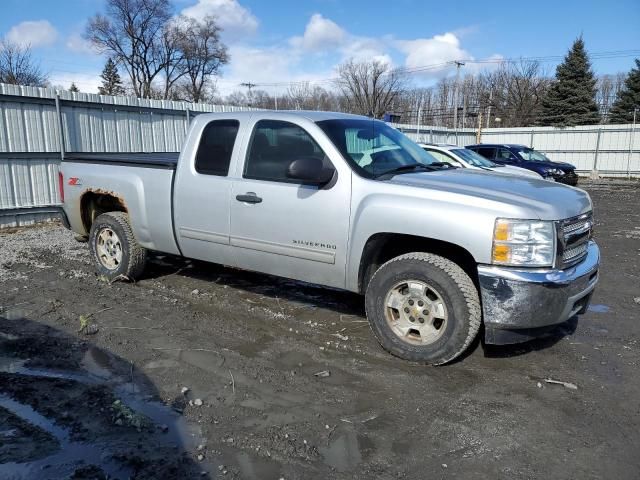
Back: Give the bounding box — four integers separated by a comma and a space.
539, 37, 600, 126
69, 82, 79, 93
98, 58, 125, 96
608, 59, 640, 124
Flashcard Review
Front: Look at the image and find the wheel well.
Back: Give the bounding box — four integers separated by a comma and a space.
80, 191, 128, 234
358, 233, 478, 294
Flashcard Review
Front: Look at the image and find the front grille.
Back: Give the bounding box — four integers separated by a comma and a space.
559, 212, 593, 268
563, 242, 589, 263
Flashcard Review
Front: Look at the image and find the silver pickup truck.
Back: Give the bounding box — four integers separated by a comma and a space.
59, 111, 600, 364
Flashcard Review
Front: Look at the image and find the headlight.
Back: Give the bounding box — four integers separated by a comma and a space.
545, 168, 563, 176
492, 219, 556, 267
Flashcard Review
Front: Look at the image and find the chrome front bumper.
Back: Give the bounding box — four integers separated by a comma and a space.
477, 241, 600, 344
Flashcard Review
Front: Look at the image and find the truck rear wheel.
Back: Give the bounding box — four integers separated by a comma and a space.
89, 212, 147, 281
365, 252, 481, 365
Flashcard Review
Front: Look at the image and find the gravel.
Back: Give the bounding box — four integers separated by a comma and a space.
0, 224, 88, 282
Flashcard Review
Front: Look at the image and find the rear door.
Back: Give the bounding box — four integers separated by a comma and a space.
475, 147, 497, 161
173, 117, 244, 265
229, 118, 351, 289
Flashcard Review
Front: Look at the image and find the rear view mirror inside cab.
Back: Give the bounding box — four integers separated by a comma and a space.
356, 128, 377, 140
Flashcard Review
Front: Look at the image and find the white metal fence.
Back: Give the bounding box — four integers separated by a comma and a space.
0, 83, 253, 227
1, 82, 638, 228
394, 123, 639, 177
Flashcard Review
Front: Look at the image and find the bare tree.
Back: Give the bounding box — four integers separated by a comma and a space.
225, 90, 248, 106
335, 59, 406, 118
597, 72, 627, 122
488, 60, 550, 127
172, 15, 228, 103
85, 0, 172, 98
0, 40, 48, 87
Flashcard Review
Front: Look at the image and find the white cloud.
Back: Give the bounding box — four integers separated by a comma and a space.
5, 20, 58, 48
290, 13, 346, 52
182, 0, 258, 38
49, 71, 102, 94
396, 32, 470, 76
342, 37, 391, 65
66, 33, 95, 55
216, 44, 334, 95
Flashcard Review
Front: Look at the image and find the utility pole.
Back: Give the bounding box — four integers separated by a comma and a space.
627, 107, 638, 179
476, 109, 484, 144
240, 82, 257, 106
452, 61, 465, 131
486, 89, 493, 129
416, 93, 424, 141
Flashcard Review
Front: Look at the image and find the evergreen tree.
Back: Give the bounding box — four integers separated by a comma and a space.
69, 82, 79, 92
539, 37, 600, 126
608, 59, 640, 124
98, 58, 125, 96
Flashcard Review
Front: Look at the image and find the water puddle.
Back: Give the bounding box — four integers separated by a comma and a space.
1, 308, 31, 321
0, 332, 20, 341
81, 346, 118, 380
319, 430, 368, 472
0, 356, 101, 385
114, 384, 203, 451
0, 395, 132, 479
0, 351, 205, 478
588, 304, 610, 313
236, 451, 281, 479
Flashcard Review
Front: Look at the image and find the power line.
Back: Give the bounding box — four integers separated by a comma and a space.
251, 49, 640, 88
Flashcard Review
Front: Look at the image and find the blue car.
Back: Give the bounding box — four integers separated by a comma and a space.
465, 144, 579, 186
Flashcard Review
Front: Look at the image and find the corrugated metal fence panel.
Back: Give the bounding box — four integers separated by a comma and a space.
394, 123, 639, 176
60, 107, 189, 153
481, 129, 532, 146
1, 82, 638, 224
0, 157, 61, 208
0, 104, 61, 153
0, 82, 255, 219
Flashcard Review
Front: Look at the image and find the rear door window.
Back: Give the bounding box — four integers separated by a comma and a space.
476, 147, 496, 160
195, 120, 240, 176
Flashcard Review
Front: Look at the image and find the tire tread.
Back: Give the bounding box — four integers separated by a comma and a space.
367, 252, 481, 365
92, 212, 146, 279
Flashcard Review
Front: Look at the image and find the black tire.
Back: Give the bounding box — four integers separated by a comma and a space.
89, 212, 147, 281
365, 252, 481, 365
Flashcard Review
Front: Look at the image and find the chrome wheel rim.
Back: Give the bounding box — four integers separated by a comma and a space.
96, 228, 123, 270
384, 280, 448, 345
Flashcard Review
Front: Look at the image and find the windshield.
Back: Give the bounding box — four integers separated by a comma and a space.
450, 148, 497, 168
316, 119, 440, 178
516, 148, 550, 162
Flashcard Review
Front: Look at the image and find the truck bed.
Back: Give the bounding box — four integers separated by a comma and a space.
61, 152, 180, 255
64, 152, 179, 169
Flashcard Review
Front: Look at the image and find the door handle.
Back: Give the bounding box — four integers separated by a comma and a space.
236, 193, 262, 204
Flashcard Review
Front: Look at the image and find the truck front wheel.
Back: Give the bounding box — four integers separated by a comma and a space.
89, 212, 147, 281
365, 252, 481, 365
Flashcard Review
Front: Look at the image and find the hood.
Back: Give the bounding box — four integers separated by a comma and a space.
385, 168, 591, 220
526, 160, 575, 172
492, 165, 542, 179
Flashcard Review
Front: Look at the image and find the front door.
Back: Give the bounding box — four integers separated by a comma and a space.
496, 147, 519, 165
229, 119, 351, 289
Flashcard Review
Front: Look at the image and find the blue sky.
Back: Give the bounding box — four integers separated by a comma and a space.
1, 0, 638, 95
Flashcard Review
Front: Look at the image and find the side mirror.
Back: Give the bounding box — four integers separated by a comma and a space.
287, 157, 335, 185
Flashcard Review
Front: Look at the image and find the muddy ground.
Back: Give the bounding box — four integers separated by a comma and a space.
0, 180, 639, 480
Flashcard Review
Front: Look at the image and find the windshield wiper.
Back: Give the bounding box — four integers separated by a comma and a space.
374, 163, 448, 179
